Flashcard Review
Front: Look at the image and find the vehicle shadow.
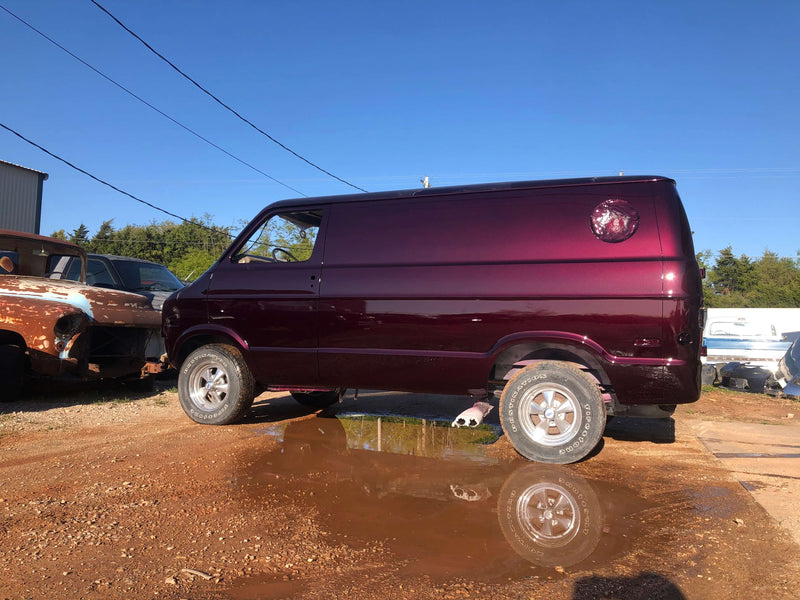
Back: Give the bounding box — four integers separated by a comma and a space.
572, 572, 687, 599
1, 379, 171, 413
603, 416, 676, 444
245, 393, 320, 424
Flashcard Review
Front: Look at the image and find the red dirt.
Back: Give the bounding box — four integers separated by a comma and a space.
1, 384, 799, 599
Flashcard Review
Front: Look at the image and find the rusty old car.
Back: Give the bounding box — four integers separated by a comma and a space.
0, 230, 165, 400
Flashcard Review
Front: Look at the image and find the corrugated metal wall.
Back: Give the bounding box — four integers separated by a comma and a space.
0, 161, 46, 234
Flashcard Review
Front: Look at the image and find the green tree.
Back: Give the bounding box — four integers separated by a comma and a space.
69, 224, 90, 247
87, 220, 116, 254
702, 246, 800, 308
168, 247, 220, 282
708, 246, 754, 297
744, 251, 800, 307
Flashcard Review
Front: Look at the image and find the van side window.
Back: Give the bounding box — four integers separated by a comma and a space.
234, 210, 322, 264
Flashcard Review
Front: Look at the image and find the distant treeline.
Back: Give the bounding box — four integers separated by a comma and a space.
52, 218, 233, 282
699, 247, 800, 308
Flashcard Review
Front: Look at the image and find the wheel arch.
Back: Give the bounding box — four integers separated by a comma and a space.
0, 329, 27, 349
489, 333, 613, 389
170, 325, 249, 370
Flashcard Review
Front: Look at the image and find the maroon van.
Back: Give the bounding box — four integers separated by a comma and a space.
162, 176, 704, 463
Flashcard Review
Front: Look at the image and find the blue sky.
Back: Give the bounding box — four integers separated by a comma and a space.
1, 0, 798, 260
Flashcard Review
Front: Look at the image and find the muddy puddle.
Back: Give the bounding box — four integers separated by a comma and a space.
223, 411, 731, 597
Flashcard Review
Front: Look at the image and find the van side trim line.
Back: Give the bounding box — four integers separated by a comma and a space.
487, 331, 685, 367
314, 343, 683, 368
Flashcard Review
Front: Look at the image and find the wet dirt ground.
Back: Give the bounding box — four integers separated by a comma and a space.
1, 383, 799, 599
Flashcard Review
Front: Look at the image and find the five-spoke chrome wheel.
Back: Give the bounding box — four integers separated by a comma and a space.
500, 362, 606, 464
518, 383, 582, 447
178, 344, 255, 425
186, 359, 231, 412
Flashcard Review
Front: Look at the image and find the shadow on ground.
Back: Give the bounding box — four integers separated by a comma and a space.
603, 416, 676, 444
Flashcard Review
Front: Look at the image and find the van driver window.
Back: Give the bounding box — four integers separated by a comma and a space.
234, 210, 322, 264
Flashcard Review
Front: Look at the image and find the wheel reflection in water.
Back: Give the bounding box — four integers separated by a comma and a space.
498, 465, 602, 567
519, 482, 581, 546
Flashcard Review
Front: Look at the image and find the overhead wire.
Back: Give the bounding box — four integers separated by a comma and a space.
0, 3, 306, 198
0, 122, 233, 239
89, 0, 369, 193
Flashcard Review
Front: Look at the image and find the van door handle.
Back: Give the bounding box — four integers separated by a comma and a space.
634, 338, 661, 348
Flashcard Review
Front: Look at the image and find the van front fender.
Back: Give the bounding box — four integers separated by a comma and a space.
169, 324, 250, 367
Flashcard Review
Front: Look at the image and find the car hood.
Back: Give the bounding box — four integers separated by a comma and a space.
135, 290, 173, 311
0, 275, 161, 327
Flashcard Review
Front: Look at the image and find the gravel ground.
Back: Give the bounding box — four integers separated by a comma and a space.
1, 382, 799, 599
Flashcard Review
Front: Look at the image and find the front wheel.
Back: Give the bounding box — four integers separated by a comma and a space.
500, 362, 605, 464
178, 344, 255, 424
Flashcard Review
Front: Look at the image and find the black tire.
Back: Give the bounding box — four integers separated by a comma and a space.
0, 344, 26, 402
290, 388, 345, 408
178, 344, 255, 424
764, 373, 784, 397
499, 362, 605, 464
497, 464, 602, 567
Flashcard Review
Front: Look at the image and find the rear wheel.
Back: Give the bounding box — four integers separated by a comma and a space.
178, 344, 255, 424
290, 388, 345, 408
500, 362, 605, 464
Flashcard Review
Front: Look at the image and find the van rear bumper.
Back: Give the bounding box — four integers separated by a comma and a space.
606, 360, 701, 406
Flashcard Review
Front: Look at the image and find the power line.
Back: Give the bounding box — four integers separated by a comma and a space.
0, 122, 233, 238
0, 3, 306, 198
89, 0, 368, 193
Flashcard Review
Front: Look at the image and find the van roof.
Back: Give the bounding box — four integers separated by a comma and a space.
268, 175, 675, 210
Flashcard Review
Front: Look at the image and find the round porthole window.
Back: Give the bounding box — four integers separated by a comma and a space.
590, 199, 640, 243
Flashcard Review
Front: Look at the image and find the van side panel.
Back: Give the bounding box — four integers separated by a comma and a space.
318, 182, 680, 403
322, 186, 662, 265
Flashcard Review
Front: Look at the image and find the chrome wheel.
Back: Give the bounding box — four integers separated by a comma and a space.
187, 358, 231, 411
519, 382, 582, 447
178, 344, 255, 425
500, 362, 605, 464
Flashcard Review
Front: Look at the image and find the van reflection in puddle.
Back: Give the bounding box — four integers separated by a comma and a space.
236, 414, 648, 581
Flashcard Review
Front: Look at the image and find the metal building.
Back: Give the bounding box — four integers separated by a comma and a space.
0, 159, 49, 234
